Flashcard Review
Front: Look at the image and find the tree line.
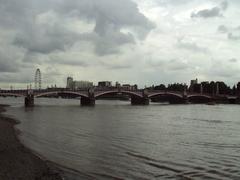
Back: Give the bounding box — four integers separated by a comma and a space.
148, 81, 240, 95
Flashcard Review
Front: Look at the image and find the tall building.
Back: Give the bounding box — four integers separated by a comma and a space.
190, 78, 198, 86
115, 81, 121, 88
66, 77, 93, 90
189, 78, 198, 92
67, 77, 73, 89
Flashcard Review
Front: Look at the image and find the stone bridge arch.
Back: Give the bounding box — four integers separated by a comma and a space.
187, 94, 212, 103
34, 91, 89, 98
94, 90, 143, 99
0, 93, 25, 97
148, 92, 185, 104
149, 92, 184, 99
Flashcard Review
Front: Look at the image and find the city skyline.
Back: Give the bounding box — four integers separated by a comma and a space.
0, 0, 240, 88
2, 70, 240, 90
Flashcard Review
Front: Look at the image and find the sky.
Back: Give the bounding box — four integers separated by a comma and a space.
0, 0, 240, 89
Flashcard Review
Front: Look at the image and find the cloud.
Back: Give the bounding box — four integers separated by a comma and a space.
91, 30, 135, 56
0, 61, 18, 73
100, 59, 133, 70
58, 0, 155, 55
229, 58, 238, 63
48, 53, 91, 67
7, 0, 154, 56
217, 25, 240, 40
12, 11, 85, 54
191, 1, 228, 18
167, 59, 190, 71
218, 25, 228, 33
228, 29, 240, 40
221, 1, 229, 11
176, 38, 209, 54
1, 0, 240, 87
206, 58, 240, 80
0, 45, 24, 73
147, 58, 191, 72
0, 72, 33, 84
191, 7, 222, 18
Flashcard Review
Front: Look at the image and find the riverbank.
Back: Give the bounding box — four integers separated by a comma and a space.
0, 104, 63, 180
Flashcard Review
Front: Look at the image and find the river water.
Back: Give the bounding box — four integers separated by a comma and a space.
1, 97, 240, 179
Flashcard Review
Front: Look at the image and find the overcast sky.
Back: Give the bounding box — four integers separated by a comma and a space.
0, 0, 240, 89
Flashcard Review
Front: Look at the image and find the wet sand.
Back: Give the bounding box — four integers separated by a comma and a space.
0, 105, 63, 180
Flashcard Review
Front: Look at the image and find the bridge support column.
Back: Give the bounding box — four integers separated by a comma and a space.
81, 97, 95, 106
183, 95, 189, 104
25, 95, 34, 107
228, 98, 237, 104
131, 96, 149, 105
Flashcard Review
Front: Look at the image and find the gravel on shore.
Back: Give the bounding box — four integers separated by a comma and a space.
0, 105, 63, 180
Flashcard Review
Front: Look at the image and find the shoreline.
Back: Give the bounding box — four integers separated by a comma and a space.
0, 104, 63, 180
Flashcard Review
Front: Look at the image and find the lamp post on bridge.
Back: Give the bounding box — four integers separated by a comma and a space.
183, 84, 189, 104
200, 83, 203, 95
216, 82, 219, 96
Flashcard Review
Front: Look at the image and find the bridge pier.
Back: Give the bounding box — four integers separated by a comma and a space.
131, 96, 149, 105
183, 96, 189, 104
228, 97, 237, 104
80, 97, 95, 106
25, 95, 34, 107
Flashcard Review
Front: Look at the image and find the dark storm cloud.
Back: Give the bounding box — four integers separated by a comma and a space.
3, 0, 154, 56
13, 23, 80, 54
191, 1, 228, 18
57, 0, 155, 32
87, 30, 135, 56
55, 0, 155, 55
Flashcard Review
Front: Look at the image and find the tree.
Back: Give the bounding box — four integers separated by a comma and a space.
154, 84, 166, 90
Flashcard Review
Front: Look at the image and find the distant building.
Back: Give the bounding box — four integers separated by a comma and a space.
98, 81, 112, 87
67, 77, 73, 89
66, 77, 93, 90
201, 81, 209, 84
189, 78, 198, 92
73, 81, 93, 89
190, 78, 198, 86
122, 84, 138, 91
115, 81, 121, 88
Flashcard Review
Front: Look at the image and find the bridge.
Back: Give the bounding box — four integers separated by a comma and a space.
0, 88, 239, 107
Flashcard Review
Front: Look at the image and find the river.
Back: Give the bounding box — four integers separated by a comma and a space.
1, 97, 240, 179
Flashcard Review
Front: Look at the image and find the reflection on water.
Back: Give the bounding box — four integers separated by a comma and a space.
2, 97, 240, 179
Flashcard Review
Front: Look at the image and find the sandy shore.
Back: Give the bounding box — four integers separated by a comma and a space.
0, 105, 63, 180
